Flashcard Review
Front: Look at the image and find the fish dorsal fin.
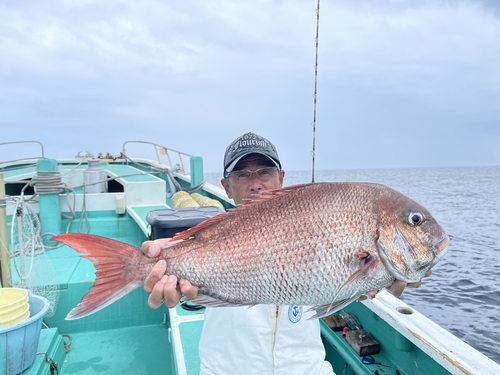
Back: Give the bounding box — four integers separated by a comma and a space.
170, 209, 234, 241
238, 183, 318, 206
171, 183, 318, 241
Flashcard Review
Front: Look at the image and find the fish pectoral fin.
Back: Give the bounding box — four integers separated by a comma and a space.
309, 254, 379, 319
308, 297, 358, 319
186, 294, 243, 308
309, 253, 381, 319
332, 253, 379, 302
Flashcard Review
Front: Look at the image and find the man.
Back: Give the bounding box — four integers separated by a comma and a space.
142, 132, 430, 374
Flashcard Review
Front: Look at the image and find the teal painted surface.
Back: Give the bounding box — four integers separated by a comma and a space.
37, 159, 61, 245
63, 210, 145, 243
42, 210, 167, 333
10, 257, 81, 290
46, 289, 165, 334
22, 328, 67, 375
103, 164, 160, 182
190, 156, 204, 188
321, 302, 452, 375
58, 325, 175, 374
178, 320, 203, 375
46, 286, 170, 334
1, 165, 37, 180
6, 208, 166, 334
128, 205, 170, 231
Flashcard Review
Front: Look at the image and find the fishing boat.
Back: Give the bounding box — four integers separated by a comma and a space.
0, 140, 498, 375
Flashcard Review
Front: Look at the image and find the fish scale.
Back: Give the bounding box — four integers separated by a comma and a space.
53, 181, 449, 320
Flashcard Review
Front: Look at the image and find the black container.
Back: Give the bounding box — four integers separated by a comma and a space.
146, 206, 224, 240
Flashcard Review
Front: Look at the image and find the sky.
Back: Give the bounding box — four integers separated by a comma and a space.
1, 0, 499, 173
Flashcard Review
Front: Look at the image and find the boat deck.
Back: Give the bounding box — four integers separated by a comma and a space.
3, 157, 500, 375
27, 324, 173, 375
24, 303, 203, 375
60, 325, 174, 374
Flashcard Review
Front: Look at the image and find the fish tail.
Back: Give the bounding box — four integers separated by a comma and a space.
52, 234, 146, 320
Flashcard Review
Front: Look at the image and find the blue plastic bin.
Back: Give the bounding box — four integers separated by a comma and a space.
0, 292, 50, 375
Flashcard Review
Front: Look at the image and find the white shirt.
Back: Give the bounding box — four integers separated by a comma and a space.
199, 305, 335, 375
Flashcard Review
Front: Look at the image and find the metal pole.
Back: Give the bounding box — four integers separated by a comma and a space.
311, 0, 321, 182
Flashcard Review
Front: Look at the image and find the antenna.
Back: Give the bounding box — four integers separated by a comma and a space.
311, 0, 320, 182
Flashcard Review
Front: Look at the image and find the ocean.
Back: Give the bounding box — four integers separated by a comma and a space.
205, 165, 500, 364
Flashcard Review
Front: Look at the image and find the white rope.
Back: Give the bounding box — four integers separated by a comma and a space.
9, 199, 41, 285
7, 196, 60, 316
29, 171, 72, 195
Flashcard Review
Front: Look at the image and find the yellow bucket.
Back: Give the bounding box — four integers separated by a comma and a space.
0, 300, 30, 320
0, 288, 29, 328
0, 288, 28, 311
0, 303, 30, 328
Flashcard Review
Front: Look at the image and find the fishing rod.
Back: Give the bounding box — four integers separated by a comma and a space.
311, 0, 320, 183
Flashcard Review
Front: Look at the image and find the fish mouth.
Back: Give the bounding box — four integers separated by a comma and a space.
435, 235, 449, 253
428, 234, 449, 268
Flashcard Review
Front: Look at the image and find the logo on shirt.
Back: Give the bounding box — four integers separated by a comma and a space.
288, 305, 303, 323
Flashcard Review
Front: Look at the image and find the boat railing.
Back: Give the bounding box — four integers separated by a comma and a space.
0, 141, 45, 167
121, 141, 193, 174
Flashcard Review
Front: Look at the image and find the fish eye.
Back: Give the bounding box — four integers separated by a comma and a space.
408, 212, 424, 226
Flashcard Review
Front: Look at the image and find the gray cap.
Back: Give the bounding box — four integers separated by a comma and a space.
223, 132, 281, 177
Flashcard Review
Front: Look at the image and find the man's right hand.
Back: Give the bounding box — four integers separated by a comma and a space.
142, 238, 199, 308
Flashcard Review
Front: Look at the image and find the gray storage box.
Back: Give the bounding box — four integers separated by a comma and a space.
146, 206, 224, 240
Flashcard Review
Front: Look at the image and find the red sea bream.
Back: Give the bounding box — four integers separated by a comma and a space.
54, 182, 449, 320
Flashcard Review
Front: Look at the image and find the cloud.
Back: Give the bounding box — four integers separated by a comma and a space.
1, 0, 499, 172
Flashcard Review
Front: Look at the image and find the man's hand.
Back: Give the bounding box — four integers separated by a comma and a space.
359, 270, 433, 301
142, 239, 198, 309
387, 270, 433, 298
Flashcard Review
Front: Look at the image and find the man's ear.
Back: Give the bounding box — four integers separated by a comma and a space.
279, 170, 285, 187
221, 178, 233, 199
